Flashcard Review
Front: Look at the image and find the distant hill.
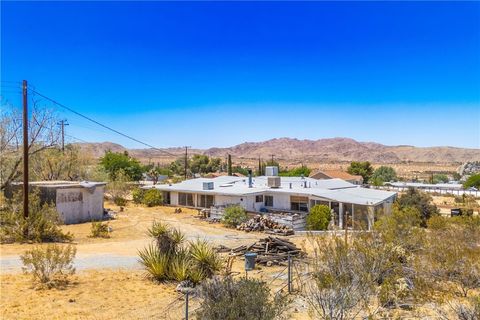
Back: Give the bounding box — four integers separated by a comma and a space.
74, 137, 480, 164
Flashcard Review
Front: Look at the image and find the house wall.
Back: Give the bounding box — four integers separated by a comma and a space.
55, 186, 104, 224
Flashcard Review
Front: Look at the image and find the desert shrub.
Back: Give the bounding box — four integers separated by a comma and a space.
138, 244, 170, 281
196, 276, 288, 320
423, 216, 480, 297
113, 196, 127, 206
306, 205, 331, 230
221, 205, 248, 228
142, 188, 163, 207
396, 188, 439, 227
454, 295, 480, 320
21, 244, 76, 288
0, 192, 72, 244
189, 239, 222, 278
90, 221, 110, 238
132, 187, 145, 204
139, 221, 222, 284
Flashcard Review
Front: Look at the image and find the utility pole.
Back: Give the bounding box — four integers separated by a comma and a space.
22, 80, 29, 221
227, 154, 232, 176
184, 146, 190, 180
269, 154, 275, 164
57, 119, 69, 152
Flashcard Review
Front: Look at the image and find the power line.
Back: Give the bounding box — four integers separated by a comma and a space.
64, 133, 89, 143
28, 87, 177, 157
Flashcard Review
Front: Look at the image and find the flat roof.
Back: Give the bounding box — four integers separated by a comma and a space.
12, 181, 107, 189
150, 176, 396, 206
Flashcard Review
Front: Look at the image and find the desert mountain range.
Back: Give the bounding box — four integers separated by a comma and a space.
74, 137, 480, 164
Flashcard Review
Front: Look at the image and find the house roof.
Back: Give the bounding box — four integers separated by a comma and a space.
12, 181, 107, 189
149, 176, 396, 206
310, 170, 363, 181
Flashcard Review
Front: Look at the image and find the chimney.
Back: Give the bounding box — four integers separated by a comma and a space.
248, 169, 253, 188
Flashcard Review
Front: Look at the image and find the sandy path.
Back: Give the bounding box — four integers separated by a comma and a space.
0, 204, 264, 273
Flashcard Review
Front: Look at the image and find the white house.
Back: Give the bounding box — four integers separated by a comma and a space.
147, 168, 397, 231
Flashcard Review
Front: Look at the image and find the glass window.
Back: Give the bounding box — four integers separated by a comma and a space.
178, 193, 194, 206
255, 195, 264, 203
264, 195, 273, 207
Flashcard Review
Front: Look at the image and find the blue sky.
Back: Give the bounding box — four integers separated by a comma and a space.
1, 1, 479, 149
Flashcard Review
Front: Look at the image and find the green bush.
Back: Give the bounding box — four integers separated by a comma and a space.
306, 205, 331, 230
113, 196, 127, 206
196, 276, 288, 320
90, 221, 110, 238
132, 188, 145, 204
142, 189, 163, 207
396, 188, 439, 227
0, 192, 72, 244
20, 244, 76, 288
221, 205, 248, 228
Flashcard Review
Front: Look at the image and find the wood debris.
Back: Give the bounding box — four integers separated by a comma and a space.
236, 215, 294, 236
216, 236, 304, 266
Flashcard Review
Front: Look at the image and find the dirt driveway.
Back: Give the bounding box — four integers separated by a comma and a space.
0, 204, 264, 273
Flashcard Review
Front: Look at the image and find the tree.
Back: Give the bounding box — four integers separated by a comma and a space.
279, 166, 311, 177
99, 151, 144, 181
227, 154, 232, 176
306, 205, 331, 230
396, 188, 439, 227
169, 157, 189, 177
347, 161, 373, 184
190, 154, 222, 175
371, 166, 397, 185
430, 174, 449, 184
1, 99, 61, 190
464, 174, 480, 189
30, 144, 92, 181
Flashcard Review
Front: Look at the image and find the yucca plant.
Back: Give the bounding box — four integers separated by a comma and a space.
189, 239, 223, 278
148, 221, 185, 254
189, 267, 207, 284
138, 244, 170, 281
169, 250, 192, 282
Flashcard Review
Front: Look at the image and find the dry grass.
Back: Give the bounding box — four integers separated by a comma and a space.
0, 269, 179, 320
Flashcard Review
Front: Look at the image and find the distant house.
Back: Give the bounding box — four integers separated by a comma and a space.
6, 181, 106, 224
310, 170, 363, 185
147, 167, 396, 231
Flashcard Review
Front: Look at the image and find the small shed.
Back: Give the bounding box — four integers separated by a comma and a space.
6, 181, 106, 224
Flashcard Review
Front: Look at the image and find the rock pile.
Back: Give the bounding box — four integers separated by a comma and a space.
236, 215, 294, 236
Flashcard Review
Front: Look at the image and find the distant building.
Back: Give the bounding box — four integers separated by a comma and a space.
6, 181, 106, 224
147, 169, 396, 231
310, 170, 363, 185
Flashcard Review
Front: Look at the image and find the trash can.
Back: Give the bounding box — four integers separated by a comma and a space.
244, 252, 257, 271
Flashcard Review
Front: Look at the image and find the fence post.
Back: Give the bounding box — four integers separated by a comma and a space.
185, 291, 189, 320
288, 254, 292, 294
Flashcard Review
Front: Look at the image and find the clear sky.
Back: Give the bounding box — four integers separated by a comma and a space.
1, 1, 479, 149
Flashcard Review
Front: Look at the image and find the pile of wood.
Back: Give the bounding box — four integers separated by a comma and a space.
216, 236, 303, 266
236, 215, 294, 236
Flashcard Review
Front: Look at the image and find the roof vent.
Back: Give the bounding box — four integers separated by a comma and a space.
203, 182, 214, 190
268, 176, 281, 188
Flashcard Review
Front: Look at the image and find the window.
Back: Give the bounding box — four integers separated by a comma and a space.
264, 195, 273, 207
163, 192, 171, 205
310, 199, 329, 208
198, 194, 214, 208
291, 196, 309, 212
178, 193, 194, 206
255, 195, 264, 203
